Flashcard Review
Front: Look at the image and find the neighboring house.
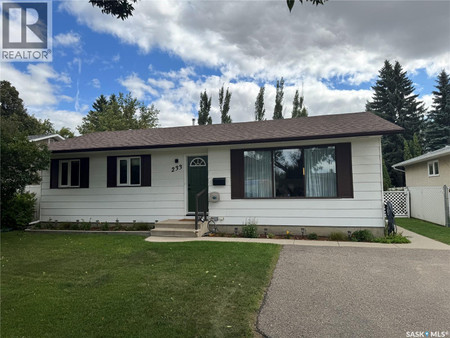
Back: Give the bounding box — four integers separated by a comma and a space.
26, 134, 65, 221
393, 146, 450, 226
28, 134, 65, 145
41, 112, 402, 237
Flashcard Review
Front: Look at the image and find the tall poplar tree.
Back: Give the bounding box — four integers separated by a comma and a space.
254, 86, 266, 121
273, 77, 285, 119
198, 90, 212, 125
291, 89, 308, 118
424, 70, 450, 151
366, 60, 425, 187
219, 85, 232, 124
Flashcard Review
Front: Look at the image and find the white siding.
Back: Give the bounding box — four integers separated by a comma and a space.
40, 148, 206, 223
41, 136, 385, 229
208, 136, 385, 228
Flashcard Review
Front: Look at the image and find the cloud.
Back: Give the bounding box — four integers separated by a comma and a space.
60, 1, 449, 84
122, 70, 372, 128
118, 73, 158, 99
90, 78, 101, 88
26, 106, 84, 134
54, 31, 81, 47
1, 63, 71, 106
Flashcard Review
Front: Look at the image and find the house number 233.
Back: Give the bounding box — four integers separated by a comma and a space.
171, 165, 182, 172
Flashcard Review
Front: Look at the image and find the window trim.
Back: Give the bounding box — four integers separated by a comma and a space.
242, 144, 337, 199
117, 156, 142, 186
428, 160, 439, 177
231, 143, 353, 200
59, 159, 80, 188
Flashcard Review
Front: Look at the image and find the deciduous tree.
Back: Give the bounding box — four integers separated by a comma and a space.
273, 77, 285, 120
219, 85, 232, 124
291, 89, 308, 118
0, 81, 50, 227
198, 90, 212, 125
254, 86, 266, 121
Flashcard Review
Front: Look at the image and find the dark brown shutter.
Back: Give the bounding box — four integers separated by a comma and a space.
336, 143, 353, 198
107, 156, 117, 187
230, 149, 244, 199
141, 155, 151, 187
50, 159, 59, 189
80, 158, 89, 188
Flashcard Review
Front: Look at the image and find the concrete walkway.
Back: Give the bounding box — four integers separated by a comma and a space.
145, 226, 449, 250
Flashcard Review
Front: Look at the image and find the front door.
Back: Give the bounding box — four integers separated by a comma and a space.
187, 156, 208, 213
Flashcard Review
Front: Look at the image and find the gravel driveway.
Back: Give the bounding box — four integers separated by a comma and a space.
257, 246, 450, 338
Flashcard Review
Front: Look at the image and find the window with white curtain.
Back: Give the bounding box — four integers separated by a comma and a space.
304, 147, 337, 197
244, 150, 272, 198
243, 146, 337, 198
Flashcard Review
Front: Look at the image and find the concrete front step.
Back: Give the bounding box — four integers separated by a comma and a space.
151, 228, 198, 238
154, 219, 196, 230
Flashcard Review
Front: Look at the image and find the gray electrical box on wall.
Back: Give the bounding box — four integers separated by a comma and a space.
209, 192, 220, 202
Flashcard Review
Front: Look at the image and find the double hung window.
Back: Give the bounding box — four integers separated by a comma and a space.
428, 160, 439, 177
117, 157, 141, 186
59, 159, 80, 188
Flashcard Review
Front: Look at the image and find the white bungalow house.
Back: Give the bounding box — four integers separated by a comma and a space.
393, 146, 450, 227
40, 112, 402, 237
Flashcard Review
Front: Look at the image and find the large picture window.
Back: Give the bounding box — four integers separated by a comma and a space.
232, 144, 346, 199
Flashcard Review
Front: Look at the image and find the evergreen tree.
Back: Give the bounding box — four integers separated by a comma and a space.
291, 89, 308, 118
77, 92, 159, 134
403, 139, 412, 161
273, 77, 285, 119
366, 60, 425, 187
410, 133, 422, 158
197, 90, 212, 125
424, 70, 450, 151
219, 85, 232, 124
254, 86, 266, 121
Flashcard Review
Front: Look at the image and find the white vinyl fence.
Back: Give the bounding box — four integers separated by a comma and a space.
383, 189, 410, 218
408, 185, 449, 227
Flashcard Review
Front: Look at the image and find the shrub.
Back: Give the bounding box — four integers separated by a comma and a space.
374, 233, 410, 244
132, 223, 150, 231
102, 222, 109, 231
351, 230, 374, 242
267, 233, 275, 239
329, 232, 347, 241
307, 233, 318, 240
242, 219, 258, 238
1, 192, 36, 230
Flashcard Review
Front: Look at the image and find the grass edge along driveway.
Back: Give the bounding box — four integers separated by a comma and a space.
1, 232, 281, 337
396, 218, 450, 245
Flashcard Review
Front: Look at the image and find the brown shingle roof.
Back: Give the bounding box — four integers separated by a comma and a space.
49, 112, 403, 153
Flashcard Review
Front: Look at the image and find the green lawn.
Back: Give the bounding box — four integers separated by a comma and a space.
396, 218, 450, 245
1, 232, 280, 337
